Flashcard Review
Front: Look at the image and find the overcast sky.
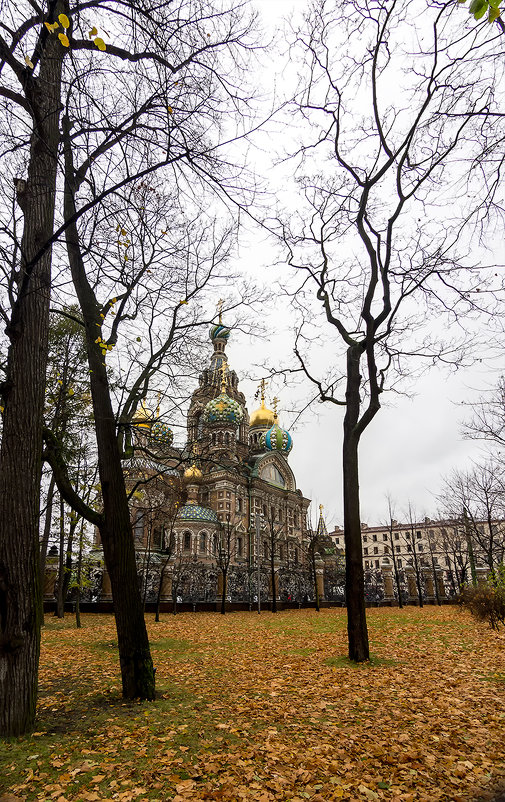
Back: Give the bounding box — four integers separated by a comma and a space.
217, 0, 505, 531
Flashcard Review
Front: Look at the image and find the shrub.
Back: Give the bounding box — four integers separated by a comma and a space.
459, 573, 505, 631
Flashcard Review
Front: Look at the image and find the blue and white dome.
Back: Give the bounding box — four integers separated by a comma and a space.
261, 422, 293, 455
209, 323, 230, 342
150, 421, 173, 446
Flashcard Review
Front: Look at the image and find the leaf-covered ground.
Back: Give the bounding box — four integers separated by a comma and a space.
2, 607, 505, 802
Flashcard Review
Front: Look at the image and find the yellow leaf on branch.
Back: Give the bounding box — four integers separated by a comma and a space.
89, 26, 98, 39
94, 37, 107, 51
58, 33, 70, 47
58, 13, 70, 28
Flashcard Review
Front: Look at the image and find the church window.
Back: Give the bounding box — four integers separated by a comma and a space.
183, 532, 191, 551
134, 510, 144, 543
294, 511, 299, 527
271, 506, 275, 521
236, 498, 243, 513
219, 491, 224, 499
199, 532, 207, 552
226, 492, 230, 499
259, 464, 286, 487
213, 534, 218, 554
237, 537, 243, 557
218, 432, 223, 445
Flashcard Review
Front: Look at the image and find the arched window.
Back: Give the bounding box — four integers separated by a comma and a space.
183, 532, 191, 551
199, 532, 207, 552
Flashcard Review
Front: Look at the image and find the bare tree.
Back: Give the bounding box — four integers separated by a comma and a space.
279, 0, 504, 661
383, 495, 403, 608
0, 0, 258, 734
439, 461, 505, 577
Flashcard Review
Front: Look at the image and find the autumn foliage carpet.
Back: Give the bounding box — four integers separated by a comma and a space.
1, 607, 505, 802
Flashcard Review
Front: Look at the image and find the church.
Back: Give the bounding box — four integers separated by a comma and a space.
115, 314, 313, 605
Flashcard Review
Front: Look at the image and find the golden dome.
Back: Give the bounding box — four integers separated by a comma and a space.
184, 463, 203, 483
132, 399, 153, 429
249, 399, 274, 428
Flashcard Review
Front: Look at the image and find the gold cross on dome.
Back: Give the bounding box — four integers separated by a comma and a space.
216, 298, 224, 323
319, 504, 324, 513
272, 396, 279, 418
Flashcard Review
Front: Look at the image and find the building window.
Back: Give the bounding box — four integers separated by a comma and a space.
199, 532, 207, 552
383, 534, 388, 541
394, 533, 399, 540
416, 531, 422, 539
418, 544, 423, 552
373, 534, 377, 542
407, 545, 411, 552
397, 559, 402, 568
395, 545, 400, 553
263, 504, 267, 517
373, 547, 378, 555
263, 541, 268, 557
294, 512, 299, 527
183, 532, 191, 551
335, 537, 340, 545
375, 560, 380, 568
365, 561, 369, 569
134, 510, 144, 543
237, 498, 243, 513
237, 537, 243, 557
279, 544, 284, 560
363, 535, 368, 543
294, 547, 299, 564
384, 545, 389, 554
364, 547, 368, 556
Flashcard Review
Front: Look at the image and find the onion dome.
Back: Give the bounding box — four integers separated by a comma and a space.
150, 421, 173, 446
184, 463, 203, 483
249, 379, 274, 428
261, 422, 293, 454
203, 391, 244, 426
209, 322, 231, 342
132, 399, 153, 429
249, 399, 275, 428
178, 504, 219, 523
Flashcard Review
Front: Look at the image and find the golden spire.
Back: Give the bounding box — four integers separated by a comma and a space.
220, 359, 228, 392
319, 504, 324, 513
217, 298, 224, 324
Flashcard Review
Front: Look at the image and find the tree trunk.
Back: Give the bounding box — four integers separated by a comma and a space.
221, 569, 227, 615
270, 551, 277, 613
39, 474, 57, 625
55, 497, 65, 618
0, 35, 64, 735
62, 132, 154, 701
342, 345, 369, 663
